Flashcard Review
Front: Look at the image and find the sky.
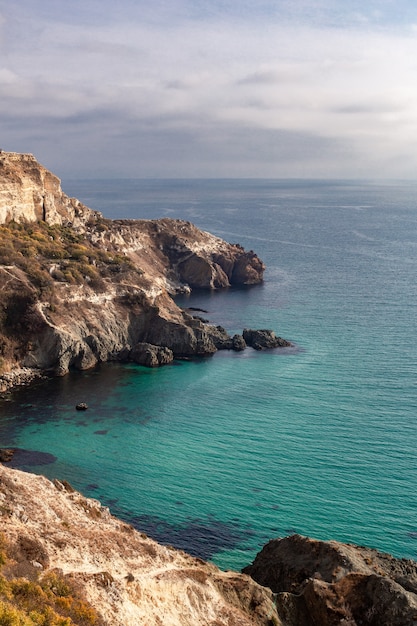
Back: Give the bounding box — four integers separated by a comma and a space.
1, 0, 417, 179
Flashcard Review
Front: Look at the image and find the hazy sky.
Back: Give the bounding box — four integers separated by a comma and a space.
1, 0, 417, 178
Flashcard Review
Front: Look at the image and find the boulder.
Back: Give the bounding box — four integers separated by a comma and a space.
242, 329, 291, 350
210, 325, 234, 350
243, 534, 417, 626
0, 448, 15, 462
232, 334, 246, 351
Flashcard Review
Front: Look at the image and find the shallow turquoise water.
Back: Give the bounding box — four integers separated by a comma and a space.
2, 179, 417, 570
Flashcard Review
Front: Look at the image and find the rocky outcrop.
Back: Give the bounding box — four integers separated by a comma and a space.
243, 534, 417, 626
131, 342, 174, 367
0, 367, 44, 394
0, 152, 292, 390
0, 463, 279, 626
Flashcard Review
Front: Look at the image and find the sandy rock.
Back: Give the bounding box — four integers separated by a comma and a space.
0, 151, 98, 227
0, 464, 280, 626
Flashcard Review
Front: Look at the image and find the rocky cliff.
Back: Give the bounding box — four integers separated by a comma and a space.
0, 152, 286, 391
0, 151, 96, 227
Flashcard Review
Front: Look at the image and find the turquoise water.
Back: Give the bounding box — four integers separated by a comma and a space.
1, 179, 417, 570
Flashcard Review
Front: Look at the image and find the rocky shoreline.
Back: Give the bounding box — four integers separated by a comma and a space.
0, 367, 46, 395
0, 151, 292, 393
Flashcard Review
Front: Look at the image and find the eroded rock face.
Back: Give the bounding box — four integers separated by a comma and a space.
243, 534, 417, 626
0, 464, 280, 626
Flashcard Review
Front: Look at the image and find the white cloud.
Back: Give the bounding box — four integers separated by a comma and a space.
1, 1, 417, 177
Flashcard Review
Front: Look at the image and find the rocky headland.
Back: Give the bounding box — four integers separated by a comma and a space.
0, 151, 290, 392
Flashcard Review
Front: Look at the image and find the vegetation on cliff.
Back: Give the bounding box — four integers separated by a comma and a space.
0, 220, 138, 372
0, 465, 279, 626
0, 535, 99, 626
0, 219, 136, 291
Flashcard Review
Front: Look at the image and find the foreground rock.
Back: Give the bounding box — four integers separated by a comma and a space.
0, 464, 278, 626
0, 151, 293, 391
243, 534, 417, 626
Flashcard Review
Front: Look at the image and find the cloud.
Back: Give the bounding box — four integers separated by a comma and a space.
1, 0, 417, 177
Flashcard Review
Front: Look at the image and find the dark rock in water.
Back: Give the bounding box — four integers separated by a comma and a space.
243, 534, 417, 626
0, 448, 15, 462
76, 402, 88, 411
210, 325, 233, 350
6, 448, 57, 467
232, 334, 246, 351
144, 316, 219, 358
131, 342, 174, 367
242, 328, 291, 350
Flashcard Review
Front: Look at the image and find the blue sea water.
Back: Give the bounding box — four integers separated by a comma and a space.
1, 179, 417, 571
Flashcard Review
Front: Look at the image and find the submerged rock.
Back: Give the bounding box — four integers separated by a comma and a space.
3, 448, 57, 467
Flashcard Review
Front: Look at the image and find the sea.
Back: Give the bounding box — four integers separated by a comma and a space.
1, 179, 417, 571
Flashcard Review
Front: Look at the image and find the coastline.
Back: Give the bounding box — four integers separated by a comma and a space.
0, 367, 46, 395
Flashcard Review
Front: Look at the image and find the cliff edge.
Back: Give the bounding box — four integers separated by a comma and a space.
243, 534, 417, 625
0, 463, 279, 626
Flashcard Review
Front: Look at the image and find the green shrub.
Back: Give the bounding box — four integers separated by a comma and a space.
0, 601, 34, 626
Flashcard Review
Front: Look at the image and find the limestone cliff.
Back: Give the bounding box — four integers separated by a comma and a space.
0, 151, 277, 391
0, 151, 97, 227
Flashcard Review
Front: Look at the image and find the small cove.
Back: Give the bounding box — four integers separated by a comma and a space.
2, 179, 417, 570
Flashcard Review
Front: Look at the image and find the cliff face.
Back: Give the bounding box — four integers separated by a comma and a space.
0, 151, 97, 227
0, 152, 270, 389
